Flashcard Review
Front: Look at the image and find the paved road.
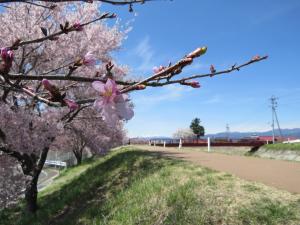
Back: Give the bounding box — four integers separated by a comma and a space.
38, 168, 60, 190
139, 145, 300, 194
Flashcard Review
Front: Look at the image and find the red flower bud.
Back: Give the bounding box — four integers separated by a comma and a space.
42, 79, 54, 92
136, 85, 146, 90
1, 48, 14, 64
64, 99, 79, 111
252, 55, 261, 61
210, 64, 216, 75
189, 81, 201, 88
73, 22, 83, 31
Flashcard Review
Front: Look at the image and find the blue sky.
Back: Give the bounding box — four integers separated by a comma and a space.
102, 0, 300, 137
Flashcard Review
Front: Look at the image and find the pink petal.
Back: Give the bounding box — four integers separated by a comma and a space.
105, 78, 118, 94
115, 94, 134, 120
93, 98, 106, 110
116, 103, 134, 120
101, 104, 119, 125
92, 81, 106, 94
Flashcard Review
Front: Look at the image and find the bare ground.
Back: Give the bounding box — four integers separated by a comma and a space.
136, 145, 300, 194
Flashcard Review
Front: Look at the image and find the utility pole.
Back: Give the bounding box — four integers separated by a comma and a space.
270, 96, 283, 143
226, 124, 230, 142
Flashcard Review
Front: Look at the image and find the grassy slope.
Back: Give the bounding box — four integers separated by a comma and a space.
263, 143, 300, 151
1, 146, 300, 225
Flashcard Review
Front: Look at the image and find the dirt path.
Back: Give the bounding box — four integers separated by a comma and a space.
137, 145, 300, 194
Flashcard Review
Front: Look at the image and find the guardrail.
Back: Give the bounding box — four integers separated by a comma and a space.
45, 160, 67, 167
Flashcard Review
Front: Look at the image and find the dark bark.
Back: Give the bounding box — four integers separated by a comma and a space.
73, 147, 83, 165
24, 175, 39, 213
23, 145, 51, 213
0, 139, 54, 213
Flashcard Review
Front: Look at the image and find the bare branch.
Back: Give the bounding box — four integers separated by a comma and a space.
145, 56, 269, 88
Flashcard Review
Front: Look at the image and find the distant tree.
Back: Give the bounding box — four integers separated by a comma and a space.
52, 108, 125, 165
172, 128, 194, 139
190, 118, 205, 139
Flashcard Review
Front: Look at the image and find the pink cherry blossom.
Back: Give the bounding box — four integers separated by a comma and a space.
83, 51, 97, 67
64, 99, 79, 111
92, 79, 134, 124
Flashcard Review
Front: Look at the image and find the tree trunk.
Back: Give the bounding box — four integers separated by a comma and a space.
73, 143, 85, 165
24, 176, 39, 213
24, 145, 52, 213
75, 153, 82, 165
73, 149, 82, 165
1, 137, 54, 214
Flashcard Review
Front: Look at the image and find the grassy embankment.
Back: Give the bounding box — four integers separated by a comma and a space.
1, 146, 300, 225
263, 143, 300, 151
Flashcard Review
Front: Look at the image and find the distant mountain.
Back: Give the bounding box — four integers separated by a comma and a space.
130, 136, 173, 141
205, 128, 300, 139
130, 128, 300, 140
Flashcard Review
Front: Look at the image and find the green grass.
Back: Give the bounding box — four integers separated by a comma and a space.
263, 143, 300, 151
1, 146, 300, 225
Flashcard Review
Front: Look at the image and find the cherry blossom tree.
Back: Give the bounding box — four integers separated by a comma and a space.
0, 0, 267, 213
0, 102, 58, 212
0, 2, 131, 211
53, 108, 125, 164
173, 128, 195, 140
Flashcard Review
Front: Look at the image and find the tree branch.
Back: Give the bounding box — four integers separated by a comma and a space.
145, 56, 269, 87
7, 73, 135, 85
6, 13, 116, 49
0, 0, 153, 5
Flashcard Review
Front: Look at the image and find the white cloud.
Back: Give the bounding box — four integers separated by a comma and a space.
133, 36, 156, 72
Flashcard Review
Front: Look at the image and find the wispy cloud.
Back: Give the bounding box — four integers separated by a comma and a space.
133, 36, 156, 73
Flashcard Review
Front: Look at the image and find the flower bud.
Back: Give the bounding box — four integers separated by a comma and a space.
187, 46, 207, 58
1, 48, 14, 64
199, 46, 207, 55
210, 64, 216, 74
252, 55, 261, 61
83, 51, 96, 67
189, 81, 201, 88
42, 79, 53, 92
73, 22, 83, 31
136, 84, 146, 90
64, 99, 79, 111
153, 65, 165, 74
